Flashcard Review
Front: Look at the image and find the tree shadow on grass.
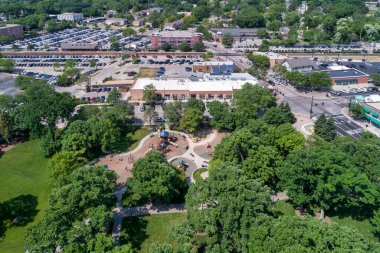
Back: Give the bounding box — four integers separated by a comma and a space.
327, 206, 374, 221
120, 216, 148, 251
0, 194, 38, 238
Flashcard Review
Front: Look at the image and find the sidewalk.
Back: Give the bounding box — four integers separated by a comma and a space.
341, 107, 380, 137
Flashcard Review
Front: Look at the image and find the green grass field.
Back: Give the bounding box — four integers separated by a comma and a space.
0, 139, 50, 253
119, 126, 151, 153
120, 213, 186, 253
273, 200, 378, 242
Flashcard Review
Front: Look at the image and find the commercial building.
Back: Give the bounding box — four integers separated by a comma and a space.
92, 80, 135, 92
57, 13, 84, 22
60, 43, 99, 51
163, 19, 183, 31
105, 18, 127, 26
105, 10, 118, 18
211, 28, 258, 42
150, 31, 202, 49
324, 69, 369, 85
130, 73, 257, 101
282, 58, 319, 73
355, 94, 380, 127
192, 61, 236, 74
0, 24, 23, 39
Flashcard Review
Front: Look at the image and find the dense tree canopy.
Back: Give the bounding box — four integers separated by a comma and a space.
127, 151, 186, 204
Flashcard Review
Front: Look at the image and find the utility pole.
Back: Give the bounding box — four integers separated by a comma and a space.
310, 96, 314, 118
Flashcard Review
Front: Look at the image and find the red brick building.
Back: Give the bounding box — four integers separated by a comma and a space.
150, 31, 202, 49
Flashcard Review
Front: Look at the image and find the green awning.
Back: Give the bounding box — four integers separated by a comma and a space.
372, 112, 379, 118
363, 107, 371, 113
371, 117, 380, 126
365, 114, 372, 120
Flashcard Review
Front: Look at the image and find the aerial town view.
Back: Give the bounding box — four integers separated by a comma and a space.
0, 0, 380, 252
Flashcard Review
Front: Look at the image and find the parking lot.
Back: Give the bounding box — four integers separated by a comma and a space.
0, 28, 150, 51
330, 114, 364, 139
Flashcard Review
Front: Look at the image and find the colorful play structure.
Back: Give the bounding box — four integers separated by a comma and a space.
157, 128, 179, 154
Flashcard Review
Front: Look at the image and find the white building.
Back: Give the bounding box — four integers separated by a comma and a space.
130, 73, 257, 101
57, 13, 84, 22
105, 18, 127, 26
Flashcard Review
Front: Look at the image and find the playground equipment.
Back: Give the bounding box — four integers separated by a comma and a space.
207, 143, 213, 156
157, 128, 179, 153
177, 159, 189, 170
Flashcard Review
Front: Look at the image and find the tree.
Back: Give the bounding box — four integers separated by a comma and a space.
180, 108, 203, 133
192, 6, 210, 21
370, 73, 380, 86
196, 25, 212, 40
12, 81, 76, 136
182, 15, 196, 28
0, 58, 15, 73
144, 107, 158, 127
14, 75, 35, 89
285, 11, 300, 26
349, 104, 365, 119
138, 27, 146, 36
371, 209, 380, 237
61, 120, 95, 156
232, 84, 276, 128
49, 150, 88, 181
257, 28, 269, 39
263, 103, 296, 126
122, 27, 137, 37
236, 8, 266, 28
161, 43, 172, 52
178, 164, 271, 252
221, 33, 233, 48
246, 53, 270, 71
163, 100, 183, 128
207, 100, 235, 131
186, 97, 205, 112
249, 216, 377, 252
314, 114, 337, 141
309, 72, 332, 91
25, 166, 117, 252
106, 89, 122, 104
193, 43, 205, 52
179, 43, 191, 52
109, 36, 121, 51
279, 141, 379, 219
89, 59, 97, 69
127, 151, 186, 204
142, 84, 160, 105
0, 110, 13, 142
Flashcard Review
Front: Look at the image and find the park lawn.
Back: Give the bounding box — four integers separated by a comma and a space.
329, 213, 378, 243
137, 67, 158, 78
0, 139, 50, 253
120, 126, 150, 153
193, 168, 208, 183
273, 201, 378, 243
273, 200, 297, 217
121, 213, 186, 253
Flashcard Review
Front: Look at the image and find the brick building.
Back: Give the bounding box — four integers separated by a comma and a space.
0, 24, 23, 39
192, 61, 236, 73
150, 31, 202, 49
324, 69, 369, 85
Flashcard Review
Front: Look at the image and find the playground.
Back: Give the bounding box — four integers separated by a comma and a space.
97, 129, 228, 184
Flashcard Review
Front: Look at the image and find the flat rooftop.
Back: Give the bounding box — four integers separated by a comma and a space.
0, 24, 22, 29
325, 68, 369, 78
133, 74, 257, 92
194, 61, 235, 66
151, 31, 202, 37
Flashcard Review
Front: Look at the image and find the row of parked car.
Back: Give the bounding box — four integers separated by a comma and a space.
330, 87, 378, 96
